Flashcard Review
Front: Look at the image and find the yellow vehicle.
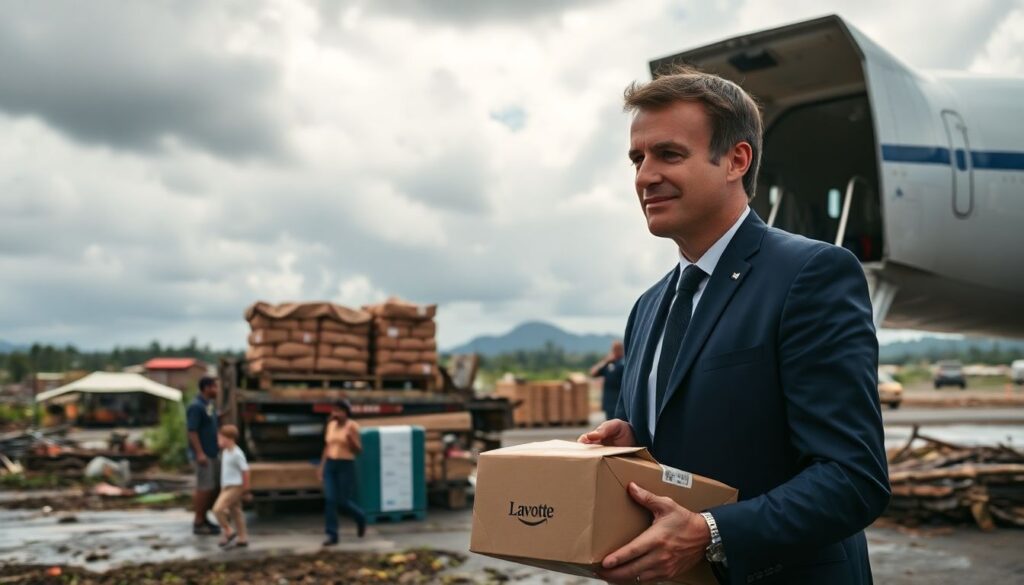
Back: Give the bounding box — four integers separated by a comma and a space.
877, 371, 903, 409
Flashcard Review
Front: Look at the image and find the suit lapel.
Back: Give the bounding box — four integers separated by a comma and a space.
656, 211, 768, 424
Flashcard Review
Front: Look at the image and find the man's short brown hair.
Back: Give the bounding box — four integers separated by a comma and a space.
624, 66, 763, 198
219, 424, 239, 441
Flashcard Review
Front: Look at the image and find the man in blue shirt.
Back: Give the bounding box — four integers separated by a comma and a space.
589, 341, 625, 421
187, 375, 221, 535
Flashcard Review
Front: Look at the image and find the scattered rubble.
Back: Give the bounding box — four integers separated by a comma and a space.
886, 425, 1024, 529
0, 489, 191, 512
0, 425, 73, 462
0, 549, 475, 585
1, 426, 190, 512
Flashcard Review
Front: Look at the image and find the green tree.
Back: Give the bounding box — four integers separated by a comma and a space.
145, 398, 190, 470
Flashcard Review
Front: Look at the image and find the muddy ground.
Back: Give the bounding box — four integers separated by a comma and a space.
3, 414, 1023, 583
1, 505, 1022, 584
0, 549, 475, 585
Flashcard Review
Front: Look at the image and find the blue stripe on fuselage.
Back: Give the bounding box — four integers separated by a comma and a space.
881, 144, 1024, 171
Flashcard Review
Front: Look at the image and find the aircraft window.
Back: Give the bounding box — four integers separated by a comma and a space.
827, 188, 841, 219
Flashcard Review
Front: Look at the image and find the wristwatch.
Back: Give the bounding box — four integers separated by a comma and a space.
700, 512, 727, 564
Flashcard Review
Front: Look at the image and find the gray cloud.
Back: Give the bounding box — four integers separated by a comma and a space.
395, 144, 491, 213
0, 0, 1018, 351
333, 0, 611, 25
0, 3, 286, 159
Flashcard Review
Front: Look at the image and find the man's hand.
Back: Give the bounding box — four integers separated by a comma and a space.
196, 453, 209, 466
316, 466, 324, 483
578, 419, 636, 447
598, 482, 711, 584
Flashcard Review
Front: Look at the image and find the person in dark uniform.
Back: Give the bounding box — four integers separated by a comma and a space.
186, 375, 221, 535
590, 340, 625, 421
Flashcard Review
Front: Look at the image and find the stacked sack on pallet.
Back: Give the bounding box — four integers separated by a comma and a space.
364, 297, 438, 377
244, 301, 372, 376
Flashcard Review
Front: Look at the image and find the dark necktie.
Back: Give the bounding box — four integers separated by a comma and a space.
655, 264, 707, 410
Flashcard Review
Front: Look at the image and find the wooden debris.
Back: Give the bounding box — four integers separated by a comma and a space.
884, 425, 1024, 529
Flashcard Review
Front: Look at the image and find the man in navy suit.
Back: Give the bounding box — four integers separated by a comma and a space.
579, 67, 889, 584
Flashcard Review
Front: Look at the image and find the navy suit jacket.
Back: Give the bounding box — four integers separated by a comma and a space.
615, 211, 890, 585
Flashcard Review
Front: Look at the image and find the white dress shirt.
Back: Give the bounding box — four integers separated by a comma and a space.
647, 206, 750, 438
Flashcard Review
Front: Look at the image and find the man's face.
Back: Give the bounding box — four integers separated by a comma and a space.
612, 342, 624, 359
204, 382, 219, 399
628, 101, 731, 243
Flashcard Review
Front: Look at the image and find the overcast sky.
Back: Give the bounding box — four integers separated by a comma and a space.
1, 0, 1022, 351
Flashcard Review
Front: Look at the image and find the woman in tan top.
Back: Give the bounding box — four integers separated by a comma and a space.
317, 400, 367, 545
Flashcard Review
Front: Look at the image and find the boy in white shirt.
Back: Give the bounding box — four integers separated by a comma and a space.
212, 424, 250, 548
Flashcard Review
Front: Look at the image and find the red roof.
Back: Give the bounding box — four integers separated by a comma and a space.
144, 358, 203, 371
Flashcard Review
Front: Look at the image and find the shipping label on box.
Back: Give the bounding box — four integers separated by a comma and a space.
470, 440, 737, 585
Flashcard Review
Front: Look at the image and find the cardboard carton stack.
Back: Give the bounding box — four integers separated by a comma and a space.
494, 376, 590, 426
244, 301, 372, 376
565, 373, 593, 425
364, 297, 439, 378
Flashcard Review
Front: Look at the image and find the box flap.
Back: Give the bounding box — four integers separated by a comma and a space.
484, 439, 656, 461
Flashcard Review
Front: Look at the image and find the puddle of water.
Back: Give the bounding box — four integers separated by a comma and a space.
0, 509, 208, 571
869, 540, 972, 572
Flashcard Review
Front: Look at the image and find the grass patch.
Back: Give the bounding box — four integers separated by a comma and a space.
0, 472, 71, 490
0, 403, 32, 424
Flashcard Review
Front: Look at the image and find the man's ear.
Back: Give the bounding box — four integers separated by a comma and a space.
727, 142, 753, 183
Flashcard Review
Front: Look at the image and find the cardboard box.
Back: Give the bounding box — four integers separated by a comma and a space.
567, 373, 592, 422
249, 461, 319, 491
559, 382, 577, 425
542, 382, 563, 424
470, 440, 737, 584
573, 377, 589, 424
358, 411, 473, 433
494, 380, 533, 426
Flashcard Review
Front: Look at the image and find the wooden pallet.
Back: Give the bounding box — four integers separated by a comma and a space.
428, 481, 470, 510
252, 372, 435, 392
253, 487, 322, 497
514, 420, 589, 428
255, 372, 374, 391
365, 509, 427, 524
376, 374, 435, 392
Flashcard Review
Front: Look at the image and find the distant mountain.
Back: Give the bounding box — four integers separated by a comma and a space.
447, 321, 618, 356
0, 340, 27, 354
880, 336, 1024, 364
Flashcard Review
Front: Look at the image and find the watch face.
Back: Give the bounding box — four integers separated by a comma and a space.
706, 543, 726, 563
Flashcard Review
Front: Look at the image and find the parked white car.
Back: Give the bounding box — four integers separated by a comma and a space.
1012, 359, 1024, 386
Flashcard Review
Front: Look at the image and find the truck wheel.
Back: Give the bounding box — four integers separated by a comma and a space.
889, 402, 900, 410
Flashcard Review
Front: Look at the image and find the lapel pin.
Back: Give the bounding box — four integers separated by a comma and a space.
731, 272, 740, 280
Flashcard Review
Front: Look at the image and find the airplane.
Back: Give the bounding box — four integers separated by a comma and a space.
649, 14, 1024, 338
